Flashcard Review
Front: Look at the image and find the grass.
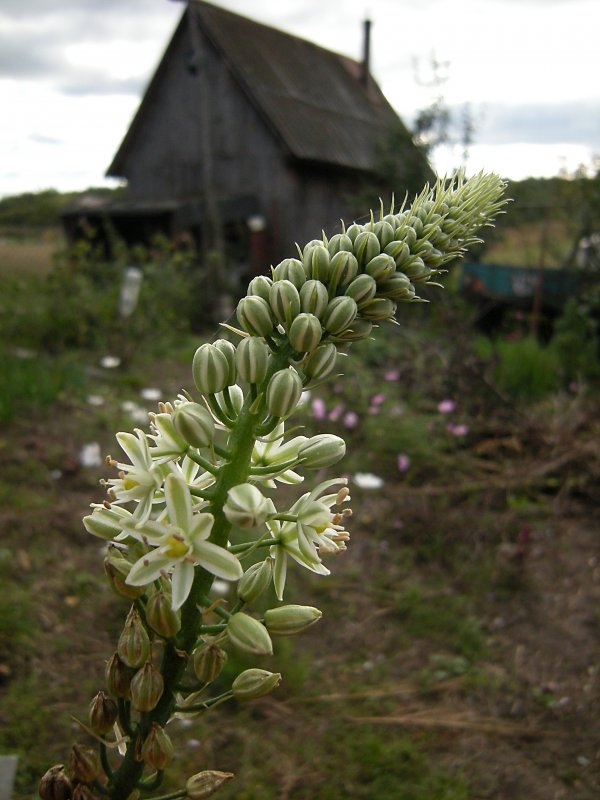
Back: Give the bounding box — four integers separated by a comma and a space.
0, 233, 59, 278
0, 348, 87, 422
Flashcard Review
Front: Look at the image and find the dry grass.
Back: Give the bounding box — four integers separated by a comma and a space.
0, 231, 62, 278
483, 219, 575, 268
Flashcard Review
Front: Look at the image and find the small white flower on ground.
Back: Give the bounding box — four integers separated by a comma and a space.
100, 355, 121, 369
353, 472, 384, 489
79, 442, 102, 468
140, 387, 162, 402
121, 401, 149, 425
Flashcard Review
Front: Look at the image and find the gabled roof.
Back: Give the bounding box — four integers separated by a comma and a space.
109, 1, 417, 177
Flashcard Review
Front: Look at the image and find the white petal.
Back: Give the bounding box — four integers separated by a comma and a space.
126, 551, 174, 585
117, 430, 151, 469
165, 474, 192, 529
172, 560, 195, 609
189, 512, 214, 542
194, 541, 243, 581
271, 546, 287, 601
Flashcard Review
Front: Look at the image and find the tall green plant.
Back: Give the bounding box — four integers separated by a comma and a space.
39, 172, 507, 800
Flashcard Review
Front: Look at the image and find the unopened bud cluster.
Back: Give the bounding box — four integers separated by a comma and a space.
56, 171, 507, 800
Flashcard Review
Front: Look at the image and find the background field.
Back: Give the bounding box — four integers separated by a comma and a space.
0, 177, 599, 799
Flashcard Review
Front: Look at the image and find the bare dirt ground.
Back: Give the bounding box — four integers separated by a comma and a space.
1, 368, 599, 799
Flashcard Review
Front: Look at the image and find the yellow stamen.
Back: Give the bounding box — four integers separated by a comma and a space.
164, 535, 188, 559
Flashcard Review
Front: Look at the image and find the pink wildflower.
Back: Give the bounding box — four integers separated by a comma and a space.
371, 393, 386, 406
311, 397, 326, 420
384, 369, 400, 382
343, 411, 359, 429
437, 399, 456, 414
329, 403, 344, 422
447, 422, 469, 437
397, 453, 410, 472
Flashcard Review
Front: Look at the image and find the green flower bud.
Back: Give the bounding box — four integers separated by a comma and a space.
402, 256, 431, 282
329, 318, 373, 343
186, 771, 234, 799
146, 591, 182, 638
344, 274, 377, 305
224, 483, 272, 528
192, 643, 227, 684
345, 223, 363, 242
173, 402, 215, 449
303, 342, 338, 381
299, 279, 329, 319
303, 244, 330, 282
288, 312, 322, 353
193, 343, 230, 395
104, 553, 145, 600
358, 297, 397, 321
68, 745, 99, 785
372, 220, 395, 249
232, 668, 281, 701
384, 239, 411, 267
89, 691, 118, 736
39, 765, 72, 800
408, 215, 424, 236
303, 243, 330, 281
227, 612, 273, 656
322, 296, 358, 335
329, 250, 359, 290
236, 295, 275, 337
105, 652, 135, 699
327, 232, 353, 255
353, 230, 380, 266
141, 723, 173, 771
237, 559, 274, 604
265, 368, 303, 419
235, 336, 270, 385
399, 225, 418, 249
378, 273, 415, 300
364, 253, 396, 282
269, 279, 301, 327
272, 258, 306, 288
298, 434, 346, 468
84, 506, 128, 541
117, 607, 150, 669
248, 274, 273, 301
130, 661, 164, 712
212, 339, 237, 385
263, 604, 322, 635
215, 384, 245, 417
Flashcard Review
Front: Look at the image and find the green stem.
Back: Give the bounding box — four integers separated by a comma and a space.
108, 348, 295, 800
145, 790, 186, 800
138, 770, 164, 792
186, 448, 219, 476
228, 537, 278, 555
175, 691, 233, 713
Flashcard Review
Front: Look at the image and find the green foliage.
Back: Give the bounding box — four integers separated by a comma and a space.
0, 232, 208, 357
0, 347, 86, 422
394, 585, 487, 662
552, 297, 600, 383
0, 187, 123, 228
477, 335, 561, 402
306, 726, 469, 800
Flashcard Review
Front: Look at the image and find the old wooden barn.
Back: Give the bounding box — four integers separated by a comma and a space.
64, 0, 430, 278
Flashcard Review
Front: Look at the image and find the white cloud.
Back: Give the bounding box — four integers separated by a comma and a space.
0, 0, 598, 196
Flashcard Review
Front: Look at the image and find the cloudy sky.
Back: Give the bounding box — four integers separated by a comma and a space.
1, 0, 598, 198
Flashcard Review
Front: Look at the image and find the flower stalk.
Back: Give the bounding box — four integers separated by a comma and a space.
44, 171, 507, 800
